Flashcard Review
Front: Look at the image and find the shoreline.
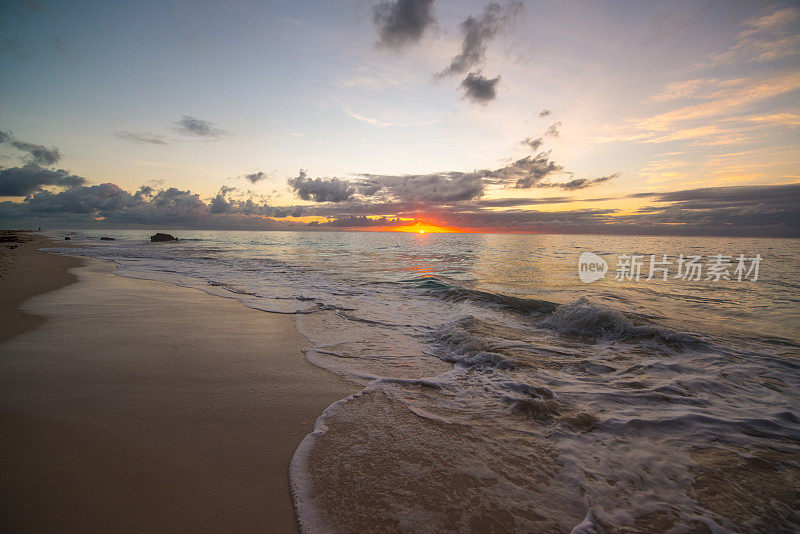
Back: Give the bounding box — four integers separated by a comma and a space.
0, 232, 84, 344
0, 233, 357, 532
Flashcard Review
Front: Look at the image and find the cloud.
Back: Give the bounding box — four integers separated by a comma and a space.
316, 215, 405, 228
460, 71, 500, 104
351, 141, 612, 199
521, 137, 543, 151
2, 177, 793, 236
345, 107, 439, 128
539, 109, 551, 118
357, 171, 485, 202
648, 78, 716, 102
474, 196, 572, 207
644, 72, 800, 131
538, 173, 620, 191
473, 196, 612, 207
0, 164, 86, 196
0, 130, 62, 165
288, 170, 356, 202
175, 115, 224, 138
0, 182, 300, 229
207, 186, 300, 218
437, 1, 521, 77
243, 171, 269, 184
596, 7, 800, 151
597, 70, 800, 147
314, 183, 799, 236
116, 131, 168, 145
373, 0, 435, 50
209, 186, 236, 214
705, 6, 800, 66
617, 183, 800, 236
434, 1, 521, 104
487, 152, 564, 188
18, 183, 139, 215
11, 141, 62, 165
631, 183, 800, 205
544, 122, 561, 137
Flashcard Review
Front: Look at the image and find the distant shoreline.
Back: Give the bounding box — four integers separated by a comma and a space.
6, 227, 798, 239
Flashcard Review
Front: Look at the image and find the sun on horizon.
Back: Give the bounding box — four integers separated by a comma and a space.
366, 220, 472, 234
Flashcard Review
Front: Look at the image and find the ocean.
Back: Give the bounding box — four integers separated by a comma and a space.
45, 230, 800, 532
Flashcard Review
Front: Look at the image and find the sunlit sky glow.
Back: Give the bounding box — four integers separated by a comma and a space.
1, 0, 798, 236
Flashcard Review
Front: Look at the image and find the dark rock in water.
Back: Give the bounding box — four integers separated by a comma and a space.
64, 237, 71, 240
100, 236, 115, 241
150, 233, 178, 242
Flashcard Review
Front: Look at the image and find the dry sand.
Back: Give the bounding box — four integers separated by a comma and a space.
0, 233, 356, 533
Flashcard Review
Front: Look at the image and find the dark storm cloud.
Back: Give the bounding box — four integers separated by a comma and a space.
0, 130, 12, 144
116, 131, 168, 145
373, 0, 435, 50
288, 170, 356, 202
0, 164, 86, 196
520, 137, 543, 151
175, 115, 224, 138
544, 122, 561, 137
538, 173, 620, 191
460, 71, 500, 103
539, 109, 551, 117
437, 1, 522, 77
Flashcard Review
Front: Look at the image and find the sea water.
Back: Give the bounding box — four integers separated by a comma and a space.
45, 230, 800, 532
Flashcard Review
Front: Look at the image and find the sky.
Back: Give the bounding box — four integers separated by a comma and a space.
0, 0, 798, 236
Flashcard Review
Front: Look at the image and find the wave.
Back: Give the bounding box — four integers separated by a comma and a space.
414, 277, 703, 348
541, 297, 703, 346
413, 276, 558, 315
433, 317, 516, 369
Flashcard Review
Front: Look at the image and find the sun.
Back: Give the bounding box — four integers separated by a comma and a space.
365, 220, 468, 233
359, 219, 479, 234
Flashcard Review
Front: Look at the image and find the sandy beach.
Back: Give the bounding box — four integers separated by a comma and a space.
0, 233, 356, 533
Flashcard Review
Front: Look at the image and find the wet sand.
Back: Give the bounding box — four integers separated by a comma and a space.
0, 233, 356, 533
